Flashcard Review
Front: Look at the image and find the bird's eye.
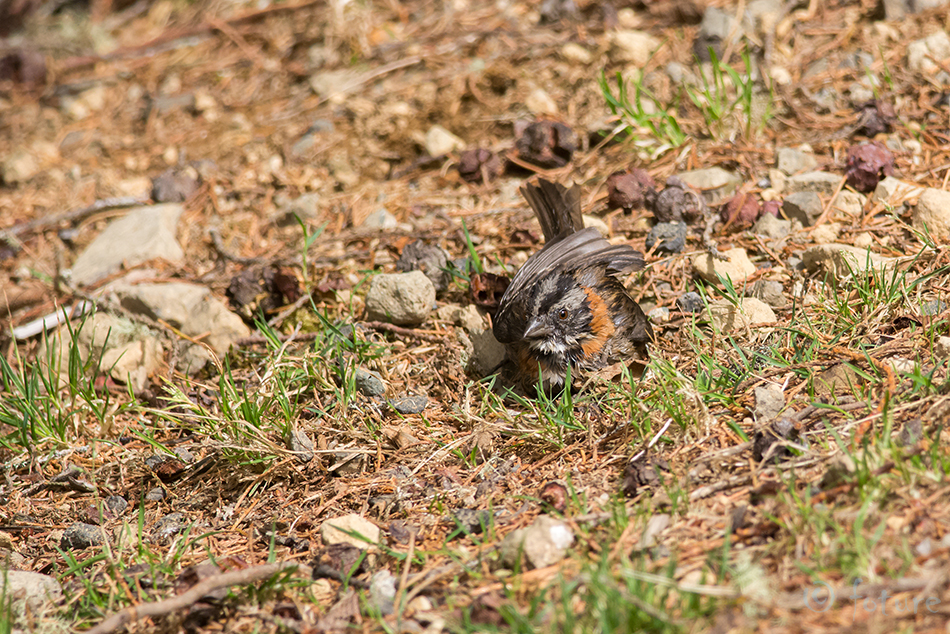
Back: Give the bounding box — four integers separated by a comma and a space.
557, 308, 569, 320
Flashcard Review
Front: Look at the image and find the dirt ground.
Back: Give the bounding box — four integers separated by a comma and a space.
3, 0, 950, 632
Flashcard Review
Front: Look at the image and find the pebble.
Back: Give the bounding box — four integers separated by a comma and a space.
500, 515, 575, 569
648, 307, 670, 323
61, 522, 107, 550
526, 88, 558, 115
752, 279, 787, 309
935, 336, 950, 358
321, 514, 380, 550
802, 244, 894, 277
646, 221, 687, 254
873, 176, 925, 205
913, 187, 950, 243
369, 570, 397, 615
908, 31, 950, 74
355, 368, 386, 398
610, 30, 660, 65
425, 125, 465, 156
691, 247, 757, 284
708, 298, 777, 331
782, 191, 822, 226
153, 512, 189, 542
561, 43, 592, 64
677, 292, 705, 313
753, 213, 791, 240
921, 300, 947, 316
0, 571, 63, 615
676, 167, 741, 205
396, 240, 450, 292
785, 171, 841, 196
365, 270, 436, 326
361, 208, 399, 230
775, 146, 818, 175
389, 395, 428, 414
753, 384, 785, 420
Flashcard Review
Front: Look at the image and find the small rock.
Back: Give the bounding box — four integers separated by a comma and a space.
908, 30, 950, 75
921, 300, 947, 316
646, 222, 687, 254
677, 292, 704, 313
582, 214, 610, 236
782, 191, 823, 226
425, 125, 465, 156
810, 222, 840, 244
354, 368, 386, 398
676, 167, 741, 205
832, 190, 867, 216
691, 247, 757, 284
146, 487, 167, 501
708, 298, 776, 331
500, 515, 574, 570
361, 208, 399, 230
785, 171, 841, 196
802, 244, 894, 277
0, 571, 63, 615
151, 167, 199, 203
525, 88, 558, 115
451, 509, 492, 534
561, 43, 592, 64
650, 178, 706, 223
274, 192, 322, 226
610, 30, 660, 65
321, 514, 380, 550
752, 417, 798, 462
700, 6, 739, 42
640, 513, 671, 548
389, 395, 427, 414
470, 328, 507, 376
935, 336, 950, 358
873, 176, 925, 206
112, 280, 250, 373
776, 147, 818, 175
751, 279, 787, 309
287, 428, 314, 462
2, 148, 42, 184
369, 570, 397, 616
396, 240, 450, 292
70, 204, 184, 286
365, 271, 436, 326
100, 336, 164, 394
913, 187, 950, 243
648, 307, 670, 323
753, 213, 791, 239
754, 384, 785, 420
61, 522, 107, 550
153, 512, 189, 541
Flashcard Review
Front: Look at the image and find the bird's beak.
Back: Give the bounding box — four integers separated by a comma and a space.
523, 318, 552, 339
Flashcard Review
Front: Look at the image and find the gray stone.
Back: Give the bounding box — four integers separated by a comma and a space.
646, 221, 687, 254
153, 512, 189, 542
708, 298, 776, 332
676, 167, 741, 205
369, 570, 397, 615
365, 271, 436, 326
782, 191, 823, 226
802, 244, 894, 278
648, 307, 670, 323
873, 176, 925, 206
753, 384, 785, 420
500, 515, 574, 570
275, 192, 322, 226
908, 31, 950, 75
753, 213, 791, 239
700, 6, 740, 42
785, 171, 841, 196
0, 571, 63, 615
111, 280, 250, 373
776, 147, 818, 175
425, 125, 465, 156
2, 149, 40, 183
146, 487, 166, 501
287, 428, 314, 462
921, 300, 947, 316
913, 187, 950, 243
677, 292, 704, 313
389, 395, 428, 414
100, 335, 165, 394
61, 523, 107, 550
935, 336, 950, 358
470, 328, 507, 376
831, 190, 867, 216
361, 208, 399, 230
396, 240, 450, 292
70, 204, 184, 286
640, 513, 671, 548
752, 279, 787, 309
610, 30, 660, 65
692, 247, 757, 284
355, 368, 386, 398
321, 514, 380, 550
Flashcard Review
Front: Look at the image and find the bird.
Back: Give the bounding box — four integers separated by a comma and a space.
492, 177, 653, 392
